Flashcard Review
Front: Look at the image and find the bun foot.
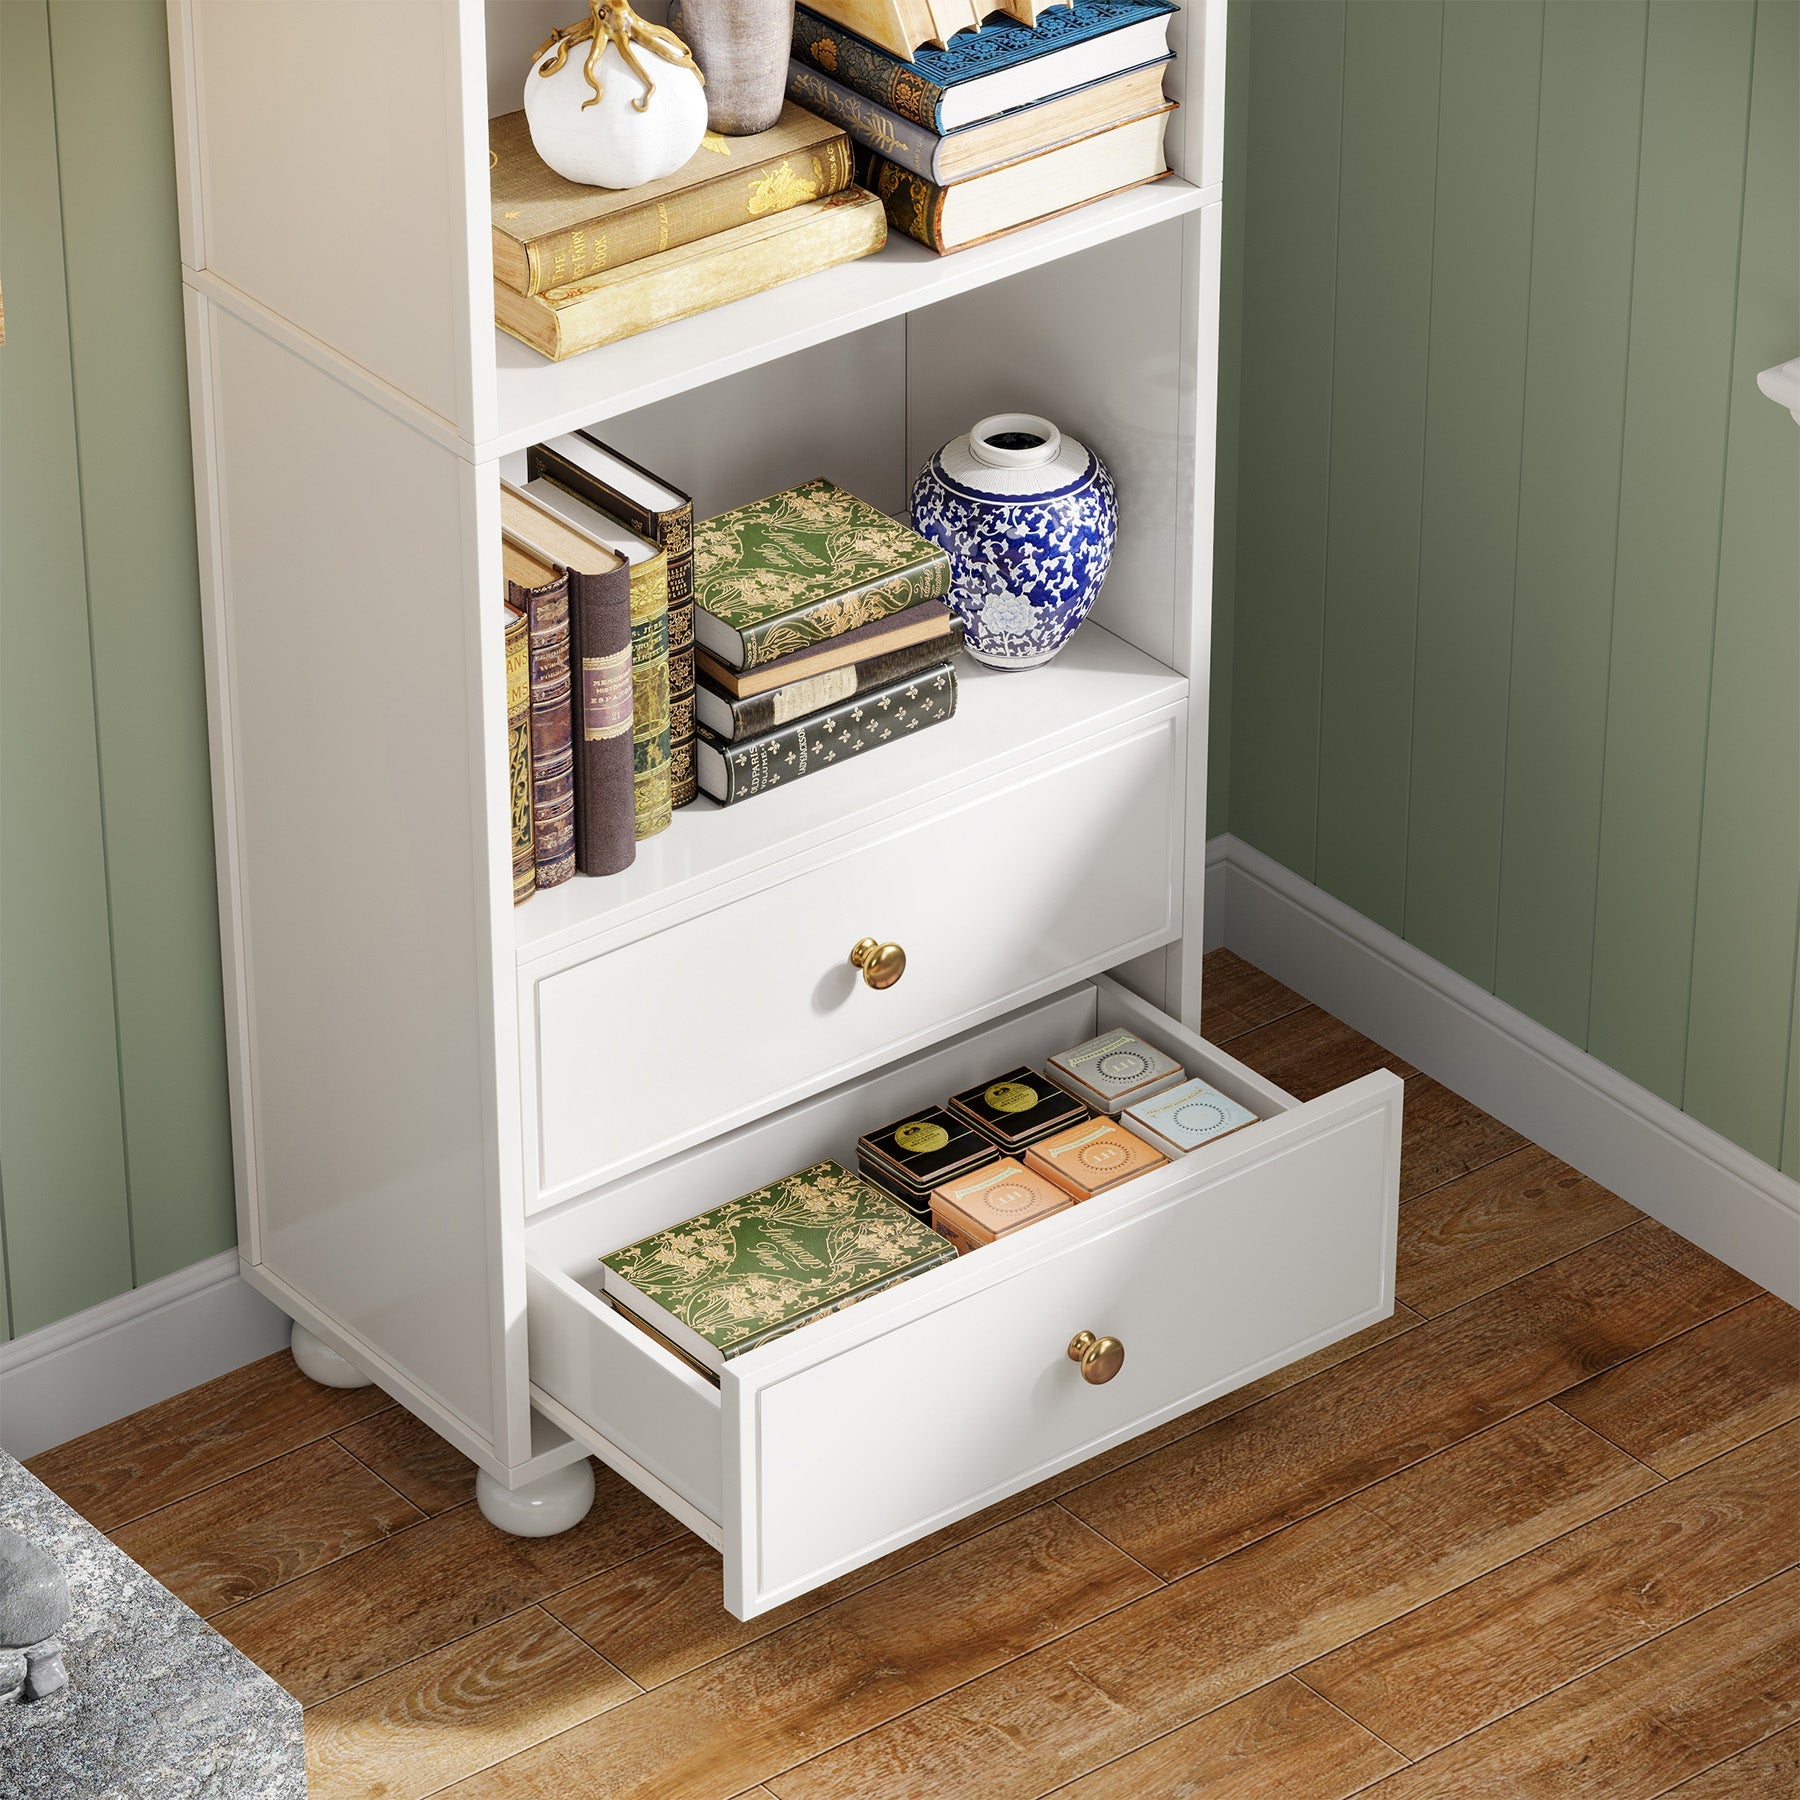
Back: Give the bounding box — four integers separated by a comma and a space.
476, 1460, 596, 1538
289, 1322, 374, 1389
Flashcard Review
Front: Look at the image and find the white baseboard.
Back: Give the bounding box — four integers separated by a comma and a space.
0, 1251, 291, 1461
1207, 833, 1800, 1306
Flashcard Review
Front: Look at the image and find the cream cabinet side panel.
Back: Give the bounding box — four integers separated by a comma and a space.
202, 307, 511, 1454
180, 0, 480, 433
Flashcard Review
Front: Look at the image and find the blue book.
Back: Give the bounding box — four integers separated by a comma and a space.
787, 54, 1172, 184
792, 0, 1179, 133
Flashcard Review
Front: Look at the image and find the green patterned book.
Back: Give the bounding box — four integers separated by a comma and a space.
599, 1160, 956, 1370
692, 478, 952, 672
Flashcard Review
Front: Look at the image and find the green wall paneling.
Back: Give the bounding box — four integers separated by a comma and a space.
1228, 0, 1344, 876
1682, 0, 1800, 1169
1311, 0, 1442, 932
1402, 1, 1543, 988
1585, 1, 1757, 1104
48, 0, 236, 1284
1207, 0, 1253, 839
1, 0, 136, 1333
1493, 0, 1650, 1046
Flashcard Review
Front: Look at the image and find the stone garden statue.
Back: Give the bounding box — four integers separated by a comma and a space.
0, 1527, 70, 1703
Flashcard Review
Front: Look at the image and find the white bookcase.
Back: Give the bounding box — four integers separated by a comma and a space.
170, 0, 1400, 1619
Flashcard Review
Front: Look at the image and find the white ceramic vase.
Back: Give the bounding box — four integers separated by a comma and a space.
524, 36, 708, 190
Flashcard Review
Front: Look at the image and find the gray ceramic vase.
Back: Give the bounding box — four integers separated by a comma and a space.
669, 0, 795, 136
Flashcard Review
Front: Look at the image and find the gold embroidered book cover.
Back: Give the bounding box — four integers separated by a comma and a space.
600, 1160, 955, 1368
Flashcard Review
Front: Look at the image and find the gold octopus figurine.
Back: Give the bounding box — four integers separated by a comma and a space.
533, 1, 705, 113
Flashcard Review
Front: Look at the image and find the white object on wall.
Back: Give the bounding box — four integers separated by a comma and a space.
1756, 356, 1800, 424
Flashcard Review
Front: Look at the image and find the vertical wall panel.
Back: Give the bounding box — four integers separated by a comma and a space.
1684, 0, 1800, 1166
1228, 0, 1344, 875
1312, 0, 1442, 931
1207, 0, 1253, 837
49, 0, 237, 1285
1403, 1, 1543, 987
1493, 0, 1648, 1045
0, 1, 135, 1334
1585, 1, 1757, 1104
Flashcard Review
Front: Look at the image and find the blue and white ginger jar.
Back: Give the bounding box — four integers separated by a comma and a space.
910, 412, 1118, 671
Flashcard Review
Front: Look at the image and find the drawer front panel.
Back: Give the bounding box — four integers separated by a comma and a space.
724, 1062, 1400, 1615
531, 717, 1181, 1200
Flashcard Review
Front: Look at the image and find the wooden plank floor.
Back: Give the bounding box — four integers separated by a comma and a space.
28, 950, 1799, 1799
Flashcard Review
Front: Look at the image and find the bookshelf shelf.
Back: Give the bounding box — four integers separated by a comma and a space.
490, 177, 1211, 454
512, 625, 1188, 963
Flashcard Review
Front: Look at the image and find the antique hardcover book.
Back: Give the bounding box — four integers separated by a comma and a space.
1047, 1027, 1185, 1113
786, 57, 1169, 184
1121, 1077, 1260, 1157
503, 539, 575, 888
697, 597, 955, 698
603, 1293, 719, 1384
863, 105, 1172, 252
931, 1158, 1072, 1247
600, 1160, 955, 1370
490, 103, 855, 296
505, 601, 535, 904
519, 476, 673, 842
530, 435, 699, 810
693, 478, 951, 670
501, 484, 637, 877
1024, 1116, 1168, 1199
697, 663, 957, 804
801, 0, 1069, 61
792, 0, 1177, 132
947, 1066, 1093, 1154
697, 616, 963, 739
494, 188, 887, 360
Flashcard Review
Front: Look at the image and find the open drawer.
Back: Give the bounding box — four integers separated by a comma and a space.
526, 976, 1403, 1619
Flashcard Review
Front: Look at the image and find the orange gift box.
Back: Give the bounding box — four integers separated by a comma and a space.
930, 1157, 1073, 1248
1024, 1116, 1168, 1199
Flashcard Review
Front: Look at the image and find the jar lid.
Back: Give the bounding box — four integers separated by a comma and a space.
967, 413, 1062, 470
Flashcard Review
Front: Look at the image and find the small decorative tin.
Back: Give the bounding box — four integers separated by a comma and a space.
858, 1105, 998, 1214
946, 1065, 1092, 1154
1025, 1117, 1168, 1199
931, 1158, 1073, 1246
1046, 1029, 1185, 1115
1122, 1078, 1259, 1158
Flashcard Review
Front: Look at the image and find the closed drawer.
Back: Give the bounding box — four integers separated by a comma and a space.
526, 973, 1402, 1619
525, 713, 1182, 1204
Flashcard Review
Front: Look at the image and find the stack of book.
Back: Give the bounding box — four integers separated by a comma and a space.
491, 102, 888, 360
787, 0, 1178, 253
691, 478, 964, 805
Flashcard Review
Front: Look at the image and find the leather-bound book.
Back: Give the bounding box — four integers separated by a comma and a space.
520, 476, 673, 842
696, 598, 955, 700
503, 538, 575, 888
531, 434, 700, 810
502, 484, 636, 876
504, 601, 535, 904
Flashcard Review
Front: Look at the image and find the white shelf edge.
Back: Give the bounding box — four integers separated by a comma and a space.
513, 625, 1189, 967
489, 178, 1217, 456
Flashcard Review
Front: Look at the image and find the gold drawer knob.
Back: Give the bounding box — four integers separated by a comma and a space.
1068, 1330, 1125, 1385
849, 937, 907, 990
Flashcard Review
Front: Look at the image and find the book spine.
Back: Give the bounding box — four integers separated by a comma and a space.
513, 571, 576, 886
706, 664, 958, 804
566, 565, 637, 877
858, 151, 950, 252
791, 7, 949, 130
784, 61, 940, 182
710, 624, 963, 739
736, 547, 952, 670
629, 555, 673, 840
508, 135, 856, 296
505, 606, 535, 903
532, 440, 698, 811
